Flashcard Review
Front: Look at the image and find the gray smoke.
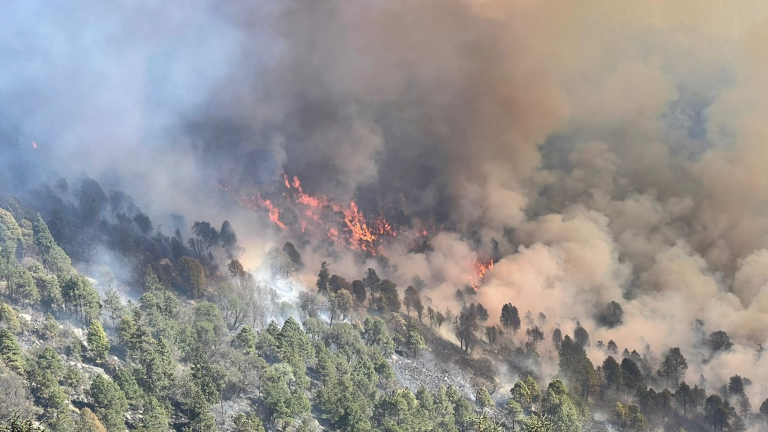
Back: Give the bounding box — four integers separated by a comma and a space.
4, 0, 768, 417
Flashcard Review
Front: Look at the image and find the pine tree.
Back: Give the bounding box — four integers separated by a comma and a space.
500, 303, 521, 335
0, 303, 21, 333
114, 368, 143, 408
61, 275, 101, 324
406, 320, 426, 357
32, 215, 72, 275
316, 262, 331, 295
0, 328, 25, 372
404, 285, 420, 316
656, 347, 688, 387
89, 374, 129, 432
233, 413, 266, 432
363, 268, 381, 307
178, 257, 206, 298
476, 387, 494, 410
87, 320, 110, 361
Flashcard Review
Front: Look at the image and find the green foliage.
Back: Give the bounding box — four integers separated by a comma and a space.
262, 363, 311, 423
34, 347, 65, 380
0, 208, 22, 259
558, 336, 599, 401
37, 313, 59, 341
89, 374, 128, 432
0, 418, 47, 432
315, 344, 375, 430
446, 385, 475, 430
139, 291, 180, 341
375, 280, 400, 313
135, 397, 170, 432
87, 320, 110, 361
405, 320, 426, 357
62, 364, 83, 392
27, 349, 69, 428
3, 265, 38, 305
614, 402, 647, 431
476, 387, 494, 410
0, 194, 744, 432
328, 289, 355, 323
113, 368, 143, 408
232, 326, 258, 354
61, 275, 100, 323
233, 413, 266, 432
506, 399, 524, 430
178, 257, 205, 298
32, 215, 72, 275
0, 329, 25, 373
523, 413, 555, 432
34, 272, 63, 311
0, 304, 21, 333
372, 388, 422, 431
512, 376, 542, 414
541, 380, 581, 432
276, 318, 315, 377
191, 350, 227, 404
192, 302, 227, 351
136, 337, 176, 397
142, 267, 164, 292
362, 317, 395, 355
302, 317, 326, 342
326, 323, 365, 361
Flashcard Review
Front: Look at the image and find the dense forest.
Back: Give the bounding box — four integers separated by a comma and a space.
0, 179, 765, 432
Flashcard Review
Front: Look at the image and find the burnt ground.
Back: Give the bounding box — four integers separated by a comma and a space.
393, 322, 506, 402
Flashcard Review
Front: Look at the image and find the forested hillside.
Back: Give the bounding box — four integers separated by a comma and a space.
0, 185, 764, 432
5, 1, 768, 431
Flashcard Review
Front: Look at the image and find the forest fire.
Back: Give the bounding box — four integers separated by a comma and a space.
224, 172, 400, 255
341, 201, 398, 254
242, 194, 287, 230
470, 259, 494, 290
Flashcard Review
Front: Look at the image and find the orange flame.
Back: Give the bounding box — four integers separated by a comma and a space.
221, 172, 402, 254
343, 201, 378, 253
470, 259, 494, 290
240, 194, 287, 230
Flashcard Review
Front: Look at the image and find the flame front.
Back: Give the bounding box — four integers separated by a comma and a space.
470, 259, 494, 290
240, 194, 287, 230
222, 172, 401, 255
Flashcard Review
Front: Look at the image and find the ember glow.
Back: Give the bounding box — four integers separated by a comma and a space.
241, 194, 287, 230
222, 173, 401, 255
470, 259, 494, 291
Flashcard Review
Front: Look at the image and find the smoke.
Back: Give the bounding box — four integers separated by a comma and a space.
4, 0, 768, 415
